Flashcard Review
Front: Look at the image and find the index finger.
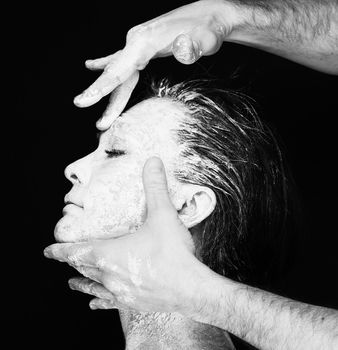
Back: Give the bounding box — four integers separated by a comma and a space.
96, 70, 139, 130
44, 242, 96, 267
73, 42, 151, 108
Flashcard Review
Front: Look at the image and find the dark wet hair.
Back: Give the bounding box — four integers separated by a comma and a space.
151, 79, 300, 290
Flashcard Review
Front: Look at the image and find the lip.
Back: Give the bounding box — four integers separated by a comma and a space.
64, 193, 84, 208
62, 203, 83, 215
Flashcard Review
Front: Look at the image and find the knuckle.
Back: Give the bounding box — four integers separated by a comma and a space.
147, 178, 168, 193
135, 59, 149, 71
67, 254, 78, 266
126, 24, 149, 41
88, 281, 97, 294
103, 66, 122, 84
75, 281, 85, 292
104, 64, 115, 74
100, 300, 114, 309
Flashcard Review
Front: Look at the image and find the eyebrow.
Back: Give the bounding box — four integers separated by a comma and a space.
96, 130, 126, 146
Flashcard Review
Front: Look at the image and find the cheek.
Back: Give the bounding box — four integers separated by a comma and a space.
83, 162, 146, 228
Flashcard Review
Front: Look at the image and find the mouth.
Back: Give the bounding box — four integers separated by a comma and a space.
64, 195, 84, 207
65, 200, 82, 206
63, 201, 83, 215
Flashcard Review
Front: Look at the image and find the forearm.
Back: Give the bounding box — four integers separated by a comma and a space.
190, 266, 338, 350
119, 309, 236, 350
216, 0, 338, 74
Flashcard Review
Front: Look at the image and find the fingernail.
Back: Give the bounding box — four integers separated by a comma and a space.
172, 34, 197, 64
43, 247, 51, 258
96, 118, 107, 131
73, 95, 83, 106
96, 117, 114, 131
192, 40, 203, 60
148, 157, 163, 172
89, 302, 98, 310
68, 280, 75, 290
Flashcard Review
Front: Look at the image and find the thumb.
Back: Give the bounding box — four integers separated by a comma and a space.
172, 26, 224, 64
172, 33, 203, 65
142, 157, 175, 214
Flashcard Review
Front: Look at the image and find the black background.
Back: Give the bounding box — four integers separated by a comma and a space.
7, 1, 337, 349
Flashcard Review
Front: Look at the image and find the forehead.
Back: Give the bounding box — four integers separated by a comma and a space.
101, 97, 187, 149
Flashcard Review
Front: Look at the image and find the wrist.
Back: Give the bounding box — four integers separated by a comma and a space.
181, 258, 235, 328
214, 0, 273, 46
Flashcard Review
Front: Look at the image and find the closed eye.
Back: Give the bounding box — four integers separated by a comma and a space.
105, 149, 126, 158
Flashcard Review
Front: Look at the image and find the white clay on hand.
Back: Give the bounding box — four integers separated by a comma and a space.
68, 277, 119, 310
89, 298, 116, 310
172, 34, 203, 64
73, 1, 230, 130
96, 71, 139, 130
69, 277, 115, 299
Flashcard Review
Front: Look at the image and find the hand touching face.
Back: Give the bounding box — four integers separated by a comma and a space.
54, 98, 187, 243
46, 157, 211, 317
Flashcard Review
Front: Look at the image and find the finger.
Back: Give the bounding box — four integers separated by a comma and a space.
69, 277, 115, 300
73, 72, 123, 108
43, 242, 96, 267
172, 34, 203, 65
75, 266, 103, 283
96, 70, 139, 130
85, 51, 121, 71
89, 297, 117, 310
73, 47, 142, 108
142, 157, 175, 214
172, 26, 224, 65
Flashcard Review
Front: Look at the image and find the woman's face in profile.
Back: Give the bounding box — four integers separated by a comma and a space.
54, 98, 186, 243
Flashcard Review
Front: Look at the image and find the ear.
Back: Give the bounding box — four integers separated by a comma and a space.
176, 184, 216, 228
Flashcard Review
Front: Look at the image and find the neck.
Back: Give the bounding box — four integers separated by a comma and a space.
119, 310, 235, 350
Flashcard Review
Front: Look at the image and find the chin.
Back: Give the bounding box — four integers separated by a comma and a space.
54, 214, 84, 242
54, 212, 142, 243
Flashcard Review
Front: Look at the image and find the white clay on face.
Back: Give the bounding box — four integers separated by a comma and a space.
146, 256, 156, 280
127, 251, 143, 288
57, 93, 234, 350
54, 97, 189, 244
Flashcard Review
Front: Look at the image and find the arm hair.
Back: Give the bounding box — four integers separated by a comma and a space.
217, 0, 338, 73
192, 269, 338, 350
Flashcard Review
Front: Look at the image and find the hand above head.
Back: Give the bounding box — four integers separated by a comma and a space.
74, 0, 234, 130
44, 157, 210, 314
74, 0, 338, 131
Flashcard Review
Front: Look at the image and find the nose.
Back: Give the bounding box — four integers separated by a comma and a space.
64, 155, 92, 185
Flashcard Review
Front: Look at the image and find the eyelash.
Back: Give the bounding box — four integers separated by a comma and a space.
105, 149, 126, 158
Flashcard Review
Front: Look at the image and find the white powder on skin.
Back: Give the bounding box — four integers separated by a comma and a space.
54, 98, 188, 244
127, 251, 143, 288
54, 97, 234, 349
